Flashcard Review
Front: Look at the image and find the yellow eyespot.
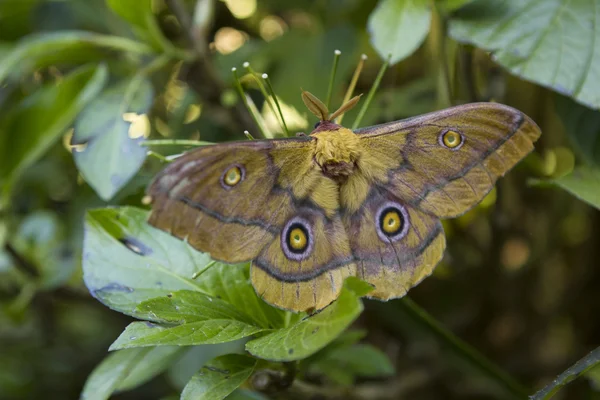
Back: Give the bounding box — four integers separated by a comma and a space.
382, 210, 402, 234
442, 130, 462, 148
289, 227, 307, 250
223, 166, 242, 186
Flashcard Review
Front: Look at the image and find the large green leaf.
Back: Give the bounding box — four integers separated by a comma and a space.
0, 64, 107, 194
135, 290, 257, 325
82, 207, 214, 316
245, 279, 372, 361
116, 347, 185, 391
181, 354, 257, 400
73, 77, 153, 200
367, 0, 432, 65
81, 347, 182, 400
450, 0, 600, 109
0, 31, 152, 84
109, 291, 267, 349
531, 346, 600, 400
195, 263, 287, 329
549, 167, 600, 210
109, 319, 265, 349
555, 94, 600, 166
168, 342, 248, 391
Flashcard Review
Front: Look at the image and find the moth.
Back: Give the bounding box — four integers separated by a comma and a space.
147, 91, 541, 312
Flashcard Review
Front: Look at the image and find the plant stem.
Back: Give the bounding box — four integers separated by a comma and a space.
263, 74, 289, 136
244, 63, 286, 134
337, 54, 367, 125
232, 68, 269, 137
430, 2, 453, 107
352, 55, 389, 130
325, 50, 341, 111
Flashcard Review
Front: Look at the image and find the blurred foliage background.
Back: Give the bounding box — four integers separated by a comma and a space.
1, 0, 599, 399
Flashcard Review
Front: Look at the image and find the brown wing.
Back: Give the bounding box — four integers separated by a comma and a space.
348, 102, 541, 218
148, 138, 315, 262
147, 138, 356, 312
251, 210, 356, 312
342, 185, 445, 301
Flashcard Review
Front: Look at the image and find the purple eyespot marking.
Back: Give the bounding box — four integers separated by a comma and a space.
438, 129, 465, 151
220, 164, 245, 190
375, 201, 410, 243
281, 216, 314, 261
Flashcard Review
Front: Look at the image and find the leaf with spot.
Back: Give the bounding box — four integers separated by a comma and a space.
73, 77, 153, 200
109, 319, 265, 349
83, 207, 215, 316
107, 290, 267, 349
449, 0, 600, 109
81, 346, 183, 400
135, 290, 258, 325
181, 354, 257, 400
368, 0, 432, 65
245, 278, 372, 361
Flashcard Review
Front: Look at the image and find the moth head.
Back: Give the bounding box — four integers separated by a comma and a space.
301, 90, 362, 133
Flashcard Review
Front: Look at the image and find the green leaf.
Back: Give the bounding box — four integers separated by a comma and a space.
245, 281, 367, 361
195, 263, 287, 329
449, 0, 600, 109
0, 64, 107, 194
81, 347, 177, 400
531, 346, 600, 400
0, 31, 152, 84
168, 342, 248, 390
106, 0, 165, 49
108, 291, 267, 349
82, 207, 214, 316
555, 94, 600, 166
109, 319, 265, 350
135, 290, 257, 325
549, 167, 600, 210
367, 0, 432, 65
106, 0, 152, 30
181, 354, 257, 400
116, 346, 185, 391
73, 77, 153, 200
309, 344, 395, 386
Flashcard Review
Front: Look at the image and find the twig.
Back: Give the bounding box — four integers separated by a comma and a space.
4, 242, 39, 278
